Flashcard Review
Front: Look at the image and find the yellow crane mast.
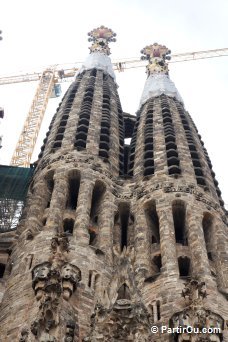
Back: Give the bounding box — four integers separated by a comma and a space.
10, 70, 55, 167
0, 47, 227, 168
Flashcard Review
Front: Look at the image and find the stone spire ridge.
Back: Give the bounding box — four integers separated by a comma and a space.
139, 42, 183, 106
88, 25, 117, 56
141, 43, 171, 75
76, 26, 117, 79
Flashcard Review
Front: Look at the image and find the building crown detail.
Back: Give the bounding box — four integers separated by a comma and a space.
141, 43, 171, 75
88, 25, 116, 55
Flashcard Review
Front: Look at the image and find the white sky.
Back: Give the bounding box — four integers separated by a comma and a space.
0, 0, 227, 206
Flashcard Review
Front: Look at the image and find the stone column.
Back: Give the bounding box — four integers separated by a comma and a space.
212, 218, 228, 289
74, 175, 94, 246
46, 172, 68, 232
134, 207, 151, 279
187, 206, 211, 278
157, 205, 179, 277
98, 191, 114, 264
24, 178, 50, 236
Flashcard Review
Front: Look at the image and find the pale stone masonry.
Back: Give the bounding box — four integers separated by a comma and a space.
0, 28, 227, 341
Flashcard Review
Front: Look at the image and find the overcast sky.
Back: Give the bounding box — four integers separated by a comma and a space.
0, 0, 228, 206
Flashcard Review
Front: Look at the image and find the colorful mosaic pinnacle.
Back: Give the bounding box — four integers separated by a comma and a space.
88, 26, 116, 55
141, 43, 171, 75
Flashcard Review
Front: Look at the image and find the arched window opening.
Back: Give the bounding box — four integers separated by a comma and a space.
145, 201, 160, 244
63, 218, 74, 235
120, 204, 129, 250
202, 213, 214, 261
45, 171, 54, 208
89, 181, 106, 247
152, 254, 162, 273
90, 181, 106, 224
113, 203, 134, 251
66, 171, 81, 210
178, 257, 191, 278
172, 201, 187, 245
0, 263, 6, 278
117, 283, 131, 300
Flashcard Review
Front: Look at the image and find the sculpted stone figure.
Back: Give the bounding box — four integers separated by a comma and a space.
62, 263, 81, 300
32, 262, 51, 300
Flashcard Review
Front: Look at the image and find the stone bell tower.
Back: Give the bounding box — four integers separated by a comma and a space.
0, 29, 227, 342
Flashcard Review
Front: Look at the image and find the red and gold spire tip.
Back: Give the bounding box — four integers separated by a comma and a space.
141, 43, 171, 75
87, 26, 116, 55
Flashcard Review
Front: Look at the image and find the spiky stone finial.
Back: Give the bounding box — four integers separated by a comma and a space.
88, 26, 116, 55
141, 43, 171, 75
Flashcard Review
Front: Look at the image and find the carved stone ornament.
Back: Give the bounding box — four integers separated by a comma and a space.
19, 327, 29, 342
31, 262, 81, 338
32, 262, 51, 300
141, 43, 171, 75
50, 233, 69, 254
170, 278, 224, 341
64, 320, 76, 342
87, 25, 116, 55
62, 263, 81, 300
32, 262, 81, 301
182, 278, 207, 306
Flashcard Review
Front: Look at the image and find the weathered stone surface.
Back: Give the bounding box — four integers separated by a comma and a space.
0, 41, 227, 342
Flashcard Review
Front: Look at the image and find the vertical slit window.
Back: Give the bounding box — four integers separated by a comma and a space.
74, 70, 96, 150
0, 263, 6, 278
172, 200, 187, 245
53, 75, 83, 150
128, 113, 141, 176
202, 213, 214, 261
99, 74, 111, 160
161, 95, 181, 176
113, 203, 134, 251
45, 171, 54, 209
63, 218, 74, 235
113, 89, 125, 176
152, 255, 162, 274
145, 201, 160, 244
199, 136, 224, 205
66, 171, 81, 210
178, 256, 191, 278
144, 100, 155, 176
175, 100, 207, 186
88, 180, 106, 247
157, 301, 161, 321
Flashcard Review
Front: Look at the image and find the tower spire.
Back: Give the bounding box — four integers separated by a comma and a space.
139, 42, 183, 106
77, 26, 116, 79
141, 43, 171, 75
88, 25, 116, 55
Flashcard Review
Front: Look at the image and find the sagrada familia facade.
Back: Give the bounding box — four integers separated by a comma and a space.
0, 26, 227, 341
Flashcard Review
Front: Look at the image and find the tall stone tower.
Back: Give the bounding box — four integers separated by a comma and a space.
0, 28, 227, 341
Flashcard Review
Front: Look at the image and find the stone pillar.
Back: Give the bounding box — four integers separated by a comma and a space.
86, 70, 103, 156
157, 205, 179, 277
134, 207, 151, 279
46, 173, 68, 232
133, 104, 147, 178
213, 218, 228, 289
187, 206, 211, 278
98, 191, 114, 264
74, 175, 93, 246
24, 179, 50, 236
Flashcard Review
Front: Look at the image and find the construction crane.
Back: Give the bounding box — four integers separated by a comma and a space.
0, 47, 228, 167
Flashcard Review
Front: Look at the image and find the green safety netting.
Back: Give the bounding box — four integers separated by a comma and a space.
0, 165, 34, 201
